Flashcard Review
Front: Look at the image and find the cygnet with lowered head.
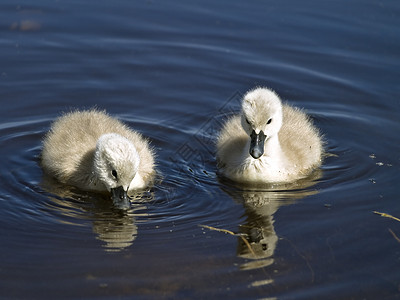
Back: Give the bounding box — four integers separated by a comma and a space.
217, 87, 323, 184
41, 109, 155, 208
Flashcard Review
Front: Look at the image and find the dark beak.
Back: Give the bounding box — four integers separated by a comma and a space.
249, 130, 266, 159
110, 186, 131, 209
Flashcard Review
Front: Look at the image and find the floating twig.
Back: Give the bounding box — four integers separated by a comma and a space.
388, 228, 400, 243
280, 236, 315, 283
199, 224, 237, 235
373, 211, 400, 222
199, 224, 256, 258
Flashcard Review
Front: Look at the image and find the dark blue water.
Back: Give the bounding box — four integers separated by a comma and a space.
1, 0, 400, 299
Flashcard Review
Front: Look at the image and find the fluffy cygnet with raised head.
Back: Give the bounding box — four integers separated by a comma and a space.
41, 109, 155, 208
217, 87, 323, 184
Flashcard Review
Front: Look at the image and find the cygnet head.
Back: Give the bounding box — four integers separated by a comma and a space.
93, 133, 140, 208
241, 87, 283, 159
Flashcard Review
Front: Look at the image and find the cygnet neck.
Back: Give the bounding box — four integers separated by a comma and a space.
264, 134, 282, 158
252, 133, 287, 169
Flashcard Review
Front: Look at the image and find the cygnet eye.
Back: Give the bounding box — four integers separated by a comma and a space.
111, 169, 118, 180
245, 118, 251, 125
267, 118, 272, 125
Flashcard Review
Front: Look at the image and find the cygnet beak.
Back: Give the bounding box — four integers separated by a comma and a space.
111, 186, 131, 209
250, 130, 266, 159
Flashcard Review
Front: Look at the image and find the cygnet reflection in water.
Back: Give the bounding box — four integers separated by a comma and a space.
41, 176, 152, 252
220, 170, 321, 270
